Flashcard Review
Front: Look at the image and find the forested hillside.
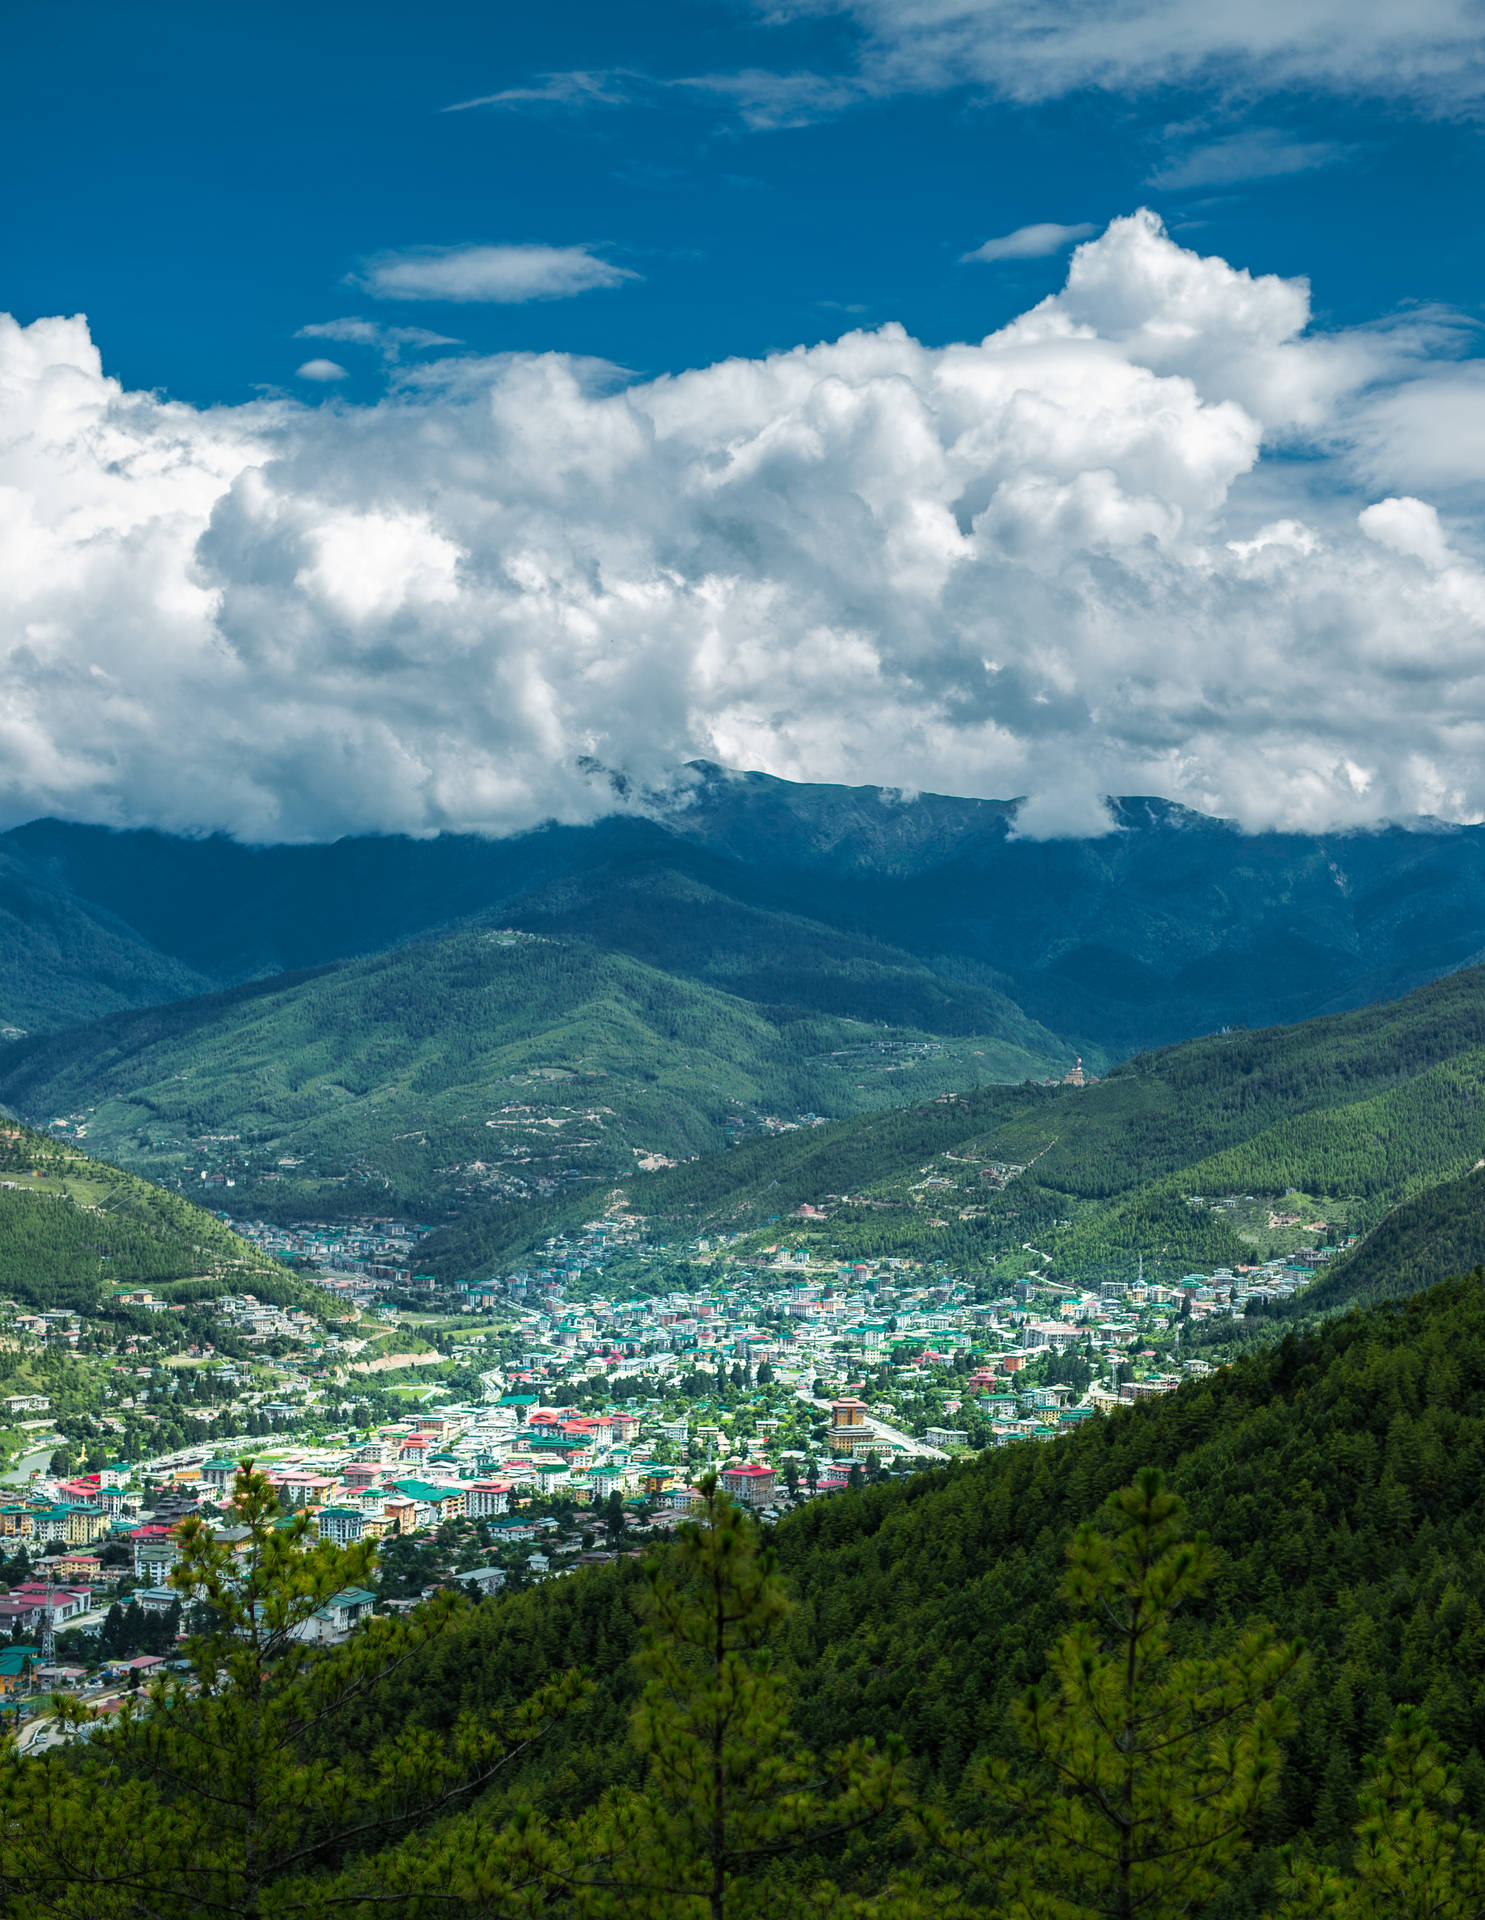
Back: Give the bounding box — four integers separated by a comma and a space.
1303, 1164, 1485, 1314
424, 963, 1485, 1292
327, 1272, 1485, 1910
0, 1119, 293, 1313
0, 929, 1061, 1222
0, 844, 210, 1035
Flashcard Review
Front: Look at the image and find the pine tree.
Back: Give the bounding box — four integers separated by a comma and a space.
1276, 1707, 1485, 1920
564, 1474, 901, 1920
923, 1467, 1306, 1920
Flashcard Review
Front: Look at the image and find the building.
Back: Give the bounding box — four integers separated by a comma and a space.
0, 1586, 92, 1635
0, 1647, 38, 1698
131, 1525, 180, 1582
316, 1507, 365, 1546
463, 1481, 511, 1518
381, 1497, 418, 1535
720, 1464, 779, 1507
52, 1553, 102, 1583
34, 1504, 107, 1546
387, 1479, 466, 1522
298, 1587, 377, 1645
272, 1473, 332, 1509
452, 1566, 506, 1597
828, 1398, 869, 1458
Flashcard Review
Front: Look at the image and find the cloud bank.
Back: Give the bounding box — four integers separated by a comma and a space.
2, 211, 1483, 843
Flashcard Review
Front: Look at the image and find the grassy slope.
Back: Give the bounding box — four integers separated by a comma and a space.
0, 1119, 296, 1314
0, 930, 1064, 1222
422, 963, 1485, 1289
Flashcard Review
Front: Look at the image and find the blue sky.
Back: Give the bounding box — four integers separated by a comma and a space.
5, 0, 1483, 405
3, 0, 1485, 843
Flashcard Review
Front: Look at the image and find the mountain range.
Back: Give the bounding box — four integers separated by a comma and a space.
8, 768, 1485, 1056
8, 766, 1485, 1272
0, 928, 1054, 1221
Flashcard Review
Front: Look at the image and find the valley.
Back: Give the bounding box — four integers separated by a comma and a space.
5, 779, 1485, 1919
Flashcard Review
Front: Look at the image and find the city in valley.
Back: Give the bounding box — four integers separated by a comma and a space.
0, 1192, 1334, 1732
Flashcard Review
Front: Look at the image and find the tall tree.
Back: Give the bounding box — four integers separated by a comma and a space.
923, 1467, 1306, 1920
1276, 1706, 1485, 1920
565, 1474, 901, 1920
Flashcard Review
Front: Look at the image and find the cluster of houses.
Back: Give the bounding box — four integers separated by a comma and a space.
213, 1295, 325, 1343
228, 1220, 436, 1305
465, 1239, 1310, 1434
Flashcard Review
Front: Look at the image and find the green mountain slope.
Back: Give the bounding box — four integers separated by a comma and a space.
422, 962, 1485, 1290
0, 929, 1065, 1222
0, 1118, 293, 1314
1299, 1163, 1485, 1314
489, 856, 1055, 1043
0, 845, 211, 1035
350, 1273, 1485, 1887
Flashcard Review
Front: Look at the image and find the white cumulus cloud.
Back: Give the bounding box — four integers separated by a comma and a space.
294, 359, 348, 382
1359, 496, 1455, 569
354, 244, 639, 304
1, 213, 1484, 843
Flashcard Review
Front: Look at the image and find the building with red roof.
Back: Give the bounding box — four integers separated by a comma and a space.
720, 1464, 779, 1507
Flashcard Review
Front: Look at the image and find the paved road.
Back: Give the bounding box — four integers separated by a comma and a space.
1, 1442, 64, 1486
16, 1713, 61, 1756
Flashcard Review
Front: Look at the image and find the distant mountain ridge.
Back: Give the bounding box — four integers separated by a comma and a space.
7, 768, 1485, 1053
0, 927, 1059, 1221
